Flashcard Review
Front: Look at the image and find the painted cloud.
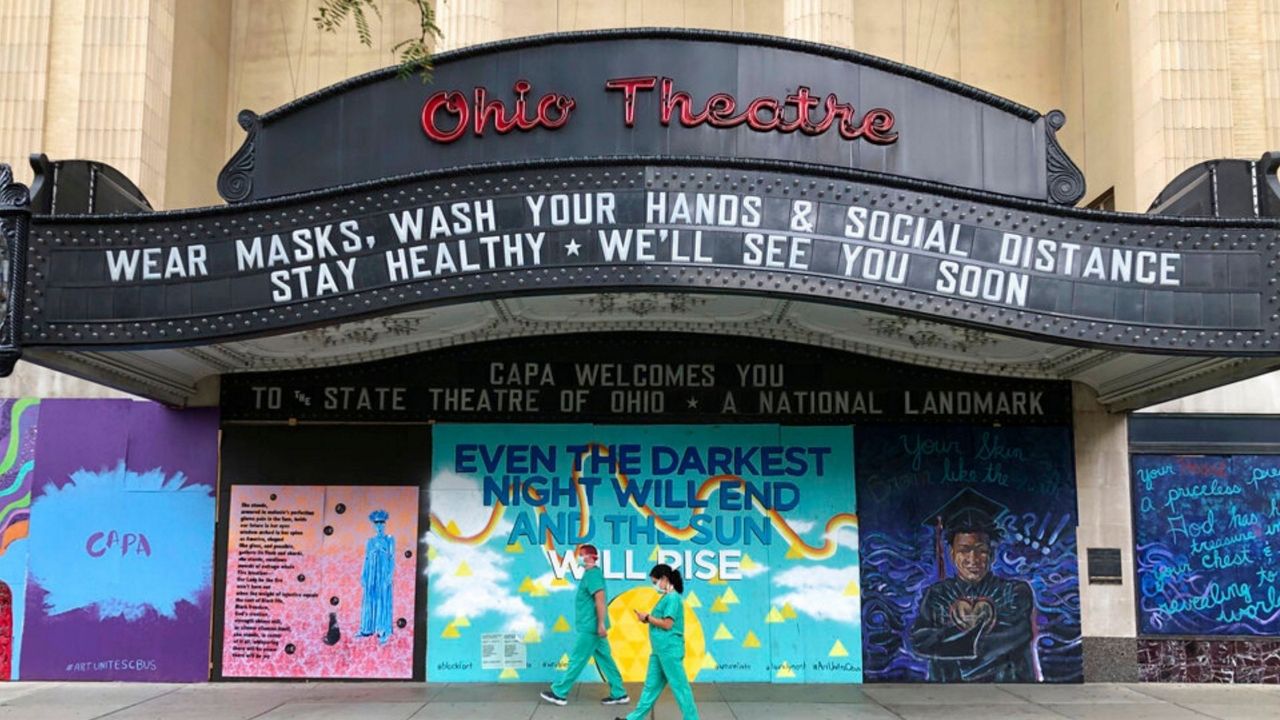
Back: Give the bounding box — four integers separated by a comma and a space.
29, 462, 214, 621
427, 469, 541, 633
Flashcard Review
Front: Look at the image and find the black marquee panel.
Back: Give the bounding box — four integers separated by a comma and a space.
217, 30, 1079, 205
220, 333, 1073, 425
21, 160, 1280, 354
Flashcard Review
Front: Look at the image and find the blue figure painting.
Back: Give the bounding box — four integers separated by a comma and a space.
359, 509, 395, 644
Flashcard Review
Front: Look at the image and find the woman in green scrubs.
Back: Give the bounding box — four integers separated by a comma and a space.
617, 563, 700, 720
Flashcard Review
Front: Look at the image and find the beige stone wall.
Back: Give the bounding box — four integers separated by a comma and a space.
1140, 371, 1280, 413
225, 0, 433, 157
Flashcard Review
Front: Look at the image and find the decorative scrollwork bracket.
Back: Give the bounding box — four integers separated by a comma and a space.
0, 163, 31, 376
1044, 110, 1086, 206
217, 110, 261, 203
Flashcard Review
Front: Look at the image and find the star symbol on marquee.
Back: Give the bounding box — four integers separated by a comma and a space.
564, 239, 582, 256
687, 397, 699, 409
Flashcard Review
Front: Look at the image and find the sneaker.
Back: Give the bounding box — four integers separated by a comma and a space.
601, 694, 630, 705
539, 690, 568, 706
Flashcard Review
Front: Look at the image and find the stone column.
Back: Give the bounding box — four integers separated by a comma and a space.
783, 0, 856, 49
437, 0, 504, 52
1072, 382, 1138, 681
0, 0, 54, 185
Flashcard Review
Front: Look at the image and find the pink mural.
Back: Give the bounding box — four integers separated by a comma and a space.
221, 485, 418, 678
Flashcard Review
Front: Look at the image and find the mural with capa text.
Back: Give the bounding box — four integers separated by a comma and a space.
858, 425, 1081, 683
20, 400, 219, 682
221, 485, 419, 678
0, 399, 39, 680
427, 424, 859, 683
1133, 455, 1280, 636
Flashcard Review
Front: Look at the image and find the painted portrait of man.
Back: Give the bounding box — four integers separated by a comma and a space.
908, 488, 1040, 682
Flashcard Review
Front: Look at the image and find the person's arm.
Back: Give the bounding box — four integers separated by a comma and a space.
908, 585, 982, 660
645, 614, 675, 630
959, 582, 1036, 680
638, 595, 677, 630
594, 590, 608, 636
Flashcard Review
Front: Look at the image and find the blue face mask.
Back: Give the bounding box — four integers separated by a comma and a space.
652, 579, 667, 594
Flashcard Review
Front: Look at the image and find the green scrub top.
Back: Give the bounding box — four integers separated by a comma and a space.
575, 566, 610, 632
649, 591, 685, 658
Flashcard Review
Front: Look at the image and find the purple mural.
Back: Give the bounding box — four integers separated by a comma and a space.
20, 400, 219, 682
0, 398, 39, 680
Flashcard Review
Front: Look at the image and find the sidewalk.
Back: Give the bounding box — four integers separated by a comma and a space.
1, 680, 1278, 720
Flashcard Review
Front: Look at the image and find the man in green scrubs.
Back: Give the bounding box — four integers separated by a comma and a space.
540, 544, 629, 706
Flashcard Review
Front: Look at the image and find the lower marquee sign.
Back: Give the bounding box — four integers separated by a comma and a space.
220, 333, 1071, 424
22, 162, 1280, 353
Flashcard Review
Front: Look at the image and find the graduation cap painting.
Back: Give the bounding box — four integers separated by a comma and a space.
922, 488, 1009, 581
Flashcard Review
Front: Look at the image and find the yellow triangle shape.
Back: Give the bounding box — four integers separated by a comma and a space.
776, 661, 796, 679
499, 667, 519, 680
742, 630, 761, 649
710, 597, 730, 613
843, 580, 859, 597
649, 545, 661, 561
524, 626, 542, 643
700, 652, 717, 670
721, 587, 740, 605
518, 576, 535, 593
553, 615, 571, 633
455, 560, 473, 577
781, 602, 797, 620
714, 623, 733, 641
740, 553, 759, 571
766, 607, 785, 623
556, 653, 570, 670
686, 591, 702, 609
442, 622, 461, 639
829, 639, 849, 657
785, 543, 803, 559
505, 541, 524, 554
530, 582, 549, 597
551, 576, 570, 588
446, 520, 462, 535
454, 615, 471, 627
427, 546, 439, 561
708, 572, 726, 585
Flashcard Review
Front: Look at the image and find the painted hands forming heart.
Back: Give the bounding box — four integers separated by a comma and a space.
949, 598, 996, 631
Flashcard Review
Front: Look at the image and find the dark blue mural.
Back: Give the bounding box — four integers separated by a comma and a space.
858, 425, 1081, 683
1133, 455, 1280, 636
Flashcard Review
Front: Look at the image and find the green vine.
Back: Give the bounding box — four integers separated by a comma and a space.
314, 0, 443, 81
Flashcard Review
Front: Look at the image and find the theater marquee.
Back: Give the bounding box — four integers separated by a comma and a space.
3, 29, 1280, 373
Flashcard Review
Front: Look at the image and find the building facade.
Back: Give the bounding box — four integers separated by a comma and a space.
0, 0, 1279, 684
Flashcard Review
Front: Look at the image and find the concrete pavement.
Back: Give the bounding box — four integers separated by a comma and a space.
0, 681, 1277, 719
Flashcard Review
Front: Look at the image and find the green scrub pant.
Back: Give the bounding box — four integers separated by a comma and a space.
551, 631, 626, 699
626, 651, 700, 720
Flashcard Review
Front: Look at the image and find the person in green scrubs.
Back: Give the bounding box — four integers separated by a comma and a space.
616, 563, 700, 720
540, 544, 629, 707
